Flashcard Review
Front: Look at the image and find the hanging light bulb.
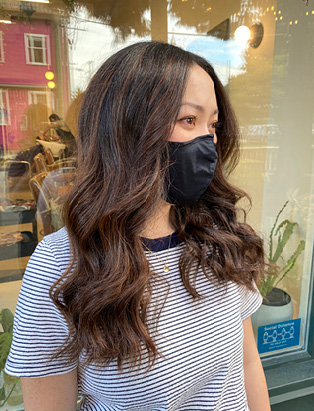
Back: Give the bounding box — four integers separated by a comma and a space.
234, 25, 251, 42
234, 22, 264, 48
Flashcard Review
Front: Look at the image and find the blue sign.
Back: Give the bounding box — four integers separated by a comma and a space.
257, 318, 301, 354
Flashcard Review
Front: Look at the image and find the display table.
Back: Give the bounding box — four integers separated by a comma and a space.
37, 140, 66, 157
0, 208, 37, 264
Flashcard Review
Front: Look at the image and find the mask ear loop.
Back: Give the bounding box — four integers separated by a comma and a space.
161, 143, 173, 204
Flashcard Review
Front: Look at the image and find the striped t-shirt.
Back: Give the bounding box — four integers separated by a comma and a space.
6, 227, 262, 410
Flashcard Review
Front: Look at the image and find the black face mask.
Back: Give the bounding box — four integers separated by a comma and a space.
166, 134, 218, 205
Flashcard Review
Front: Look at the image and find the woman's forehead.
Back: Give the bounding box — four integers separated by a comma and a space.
181, 65, 217, 112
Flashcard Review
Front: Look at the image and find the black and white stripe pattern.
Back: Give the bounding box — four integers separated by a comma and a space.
6, 227, 262, 410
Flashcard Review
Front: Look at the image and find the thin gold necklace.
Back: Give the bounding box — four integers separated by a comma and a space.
144, 233, 173, 273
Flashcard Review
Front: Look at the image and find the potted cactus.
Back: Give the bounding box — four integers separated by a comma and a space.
252, 201, 305, 329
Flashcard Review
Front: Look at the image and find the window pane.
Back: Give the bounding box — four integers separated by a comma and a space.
0, 32, 4, 63
33, 38, 43, 48
33, 48, 44, 63
0, 0, 313, 407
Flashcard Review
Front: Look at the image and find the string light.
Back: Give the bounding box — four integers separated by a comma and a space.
295, 20, 298, 24
45, 71, 54, 80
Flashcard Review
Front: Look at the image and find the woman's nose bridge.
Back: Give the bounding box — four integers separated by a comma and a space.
200, 122, 210, 134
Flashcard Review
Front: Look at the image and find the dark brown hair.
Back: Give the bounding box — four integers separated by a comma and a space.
51, 41, 264, 370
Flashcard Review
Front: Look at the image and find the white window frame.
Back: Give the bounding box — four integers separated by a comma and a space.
0, 32, 4, 63
0, 89, 11, 126
28, 90, 53, 112
24, 33, 51, 65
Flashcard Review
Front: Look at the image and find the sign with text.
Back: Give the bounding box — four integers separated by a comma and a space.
257, 318, 301, 354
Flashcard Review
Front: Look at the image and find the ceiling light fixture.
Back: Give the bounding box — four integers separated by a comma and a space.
248, 22, 264, 48
234, 22, 264, 48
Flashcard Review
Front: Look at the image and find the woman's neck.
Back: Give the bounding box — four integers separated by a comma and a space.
140, 200, 175, 239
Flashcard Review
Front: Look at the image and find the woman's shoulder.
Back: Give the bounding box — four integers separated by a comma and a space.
26, 227, 71, 284
5, 230, 77, 378
233, 281, 263, 321
42, 226, 70, 250
41, 226, 70, 257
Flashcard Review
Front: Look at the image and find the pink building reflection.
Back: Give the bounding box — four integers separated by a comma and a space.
0, 18, 69, 156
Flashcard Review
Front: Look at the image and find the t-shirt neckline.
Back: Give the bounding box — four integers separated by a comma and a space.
141, 231, 179, 252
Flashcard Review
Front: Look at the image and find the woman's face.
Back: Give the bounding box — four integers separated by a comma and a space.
169, 64, 218, 144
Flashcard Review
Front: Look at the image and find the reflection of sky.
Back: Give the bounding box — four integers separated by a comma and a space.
174, 35, 248, 85
68, 10, 247, 91
168, 14, 248, 86
68, 9, 149, 92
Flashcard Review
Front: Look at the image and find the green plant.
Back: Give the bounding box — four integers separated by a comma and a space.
259, 201, 306, 298
0, 308, 22, 407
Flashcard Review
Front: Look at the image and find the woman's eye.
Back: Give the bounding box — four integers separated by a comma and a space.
181, 116, 196, 126
209, 121, 219, 131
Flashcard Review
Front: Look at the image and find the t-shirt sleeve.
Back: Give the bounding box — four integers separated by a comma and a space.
239, 282, 263, 321
5, 238, 77, 378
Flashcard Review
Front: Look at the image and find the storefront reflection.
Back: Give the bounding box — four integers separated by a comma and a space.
0, 0, 314, 407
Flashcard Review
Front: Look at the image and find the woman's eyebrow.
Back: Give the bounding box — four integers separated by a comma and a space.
181, 102, 204, 112
181, 102, 219, 116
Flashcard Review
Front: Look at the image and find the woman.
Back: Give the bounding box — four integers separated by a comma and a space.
5, 41, 270, 410
42, 113, 77, 157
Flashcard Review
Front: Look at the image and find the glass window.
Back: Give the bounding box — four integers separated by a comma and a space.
24, 34, 50, 65
166, 0, 314, 360
0, 32, 4, 63
0, 0, 314, 408
28, 90, 53, 111
0, 90, 10, 126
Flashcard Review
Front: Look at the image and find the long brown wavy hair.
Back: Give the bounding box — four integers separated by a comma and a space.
51, 41, 265, 370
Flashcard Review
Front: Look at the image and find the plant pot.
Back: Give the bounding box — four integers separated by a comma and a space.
251, 287, 293, 329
